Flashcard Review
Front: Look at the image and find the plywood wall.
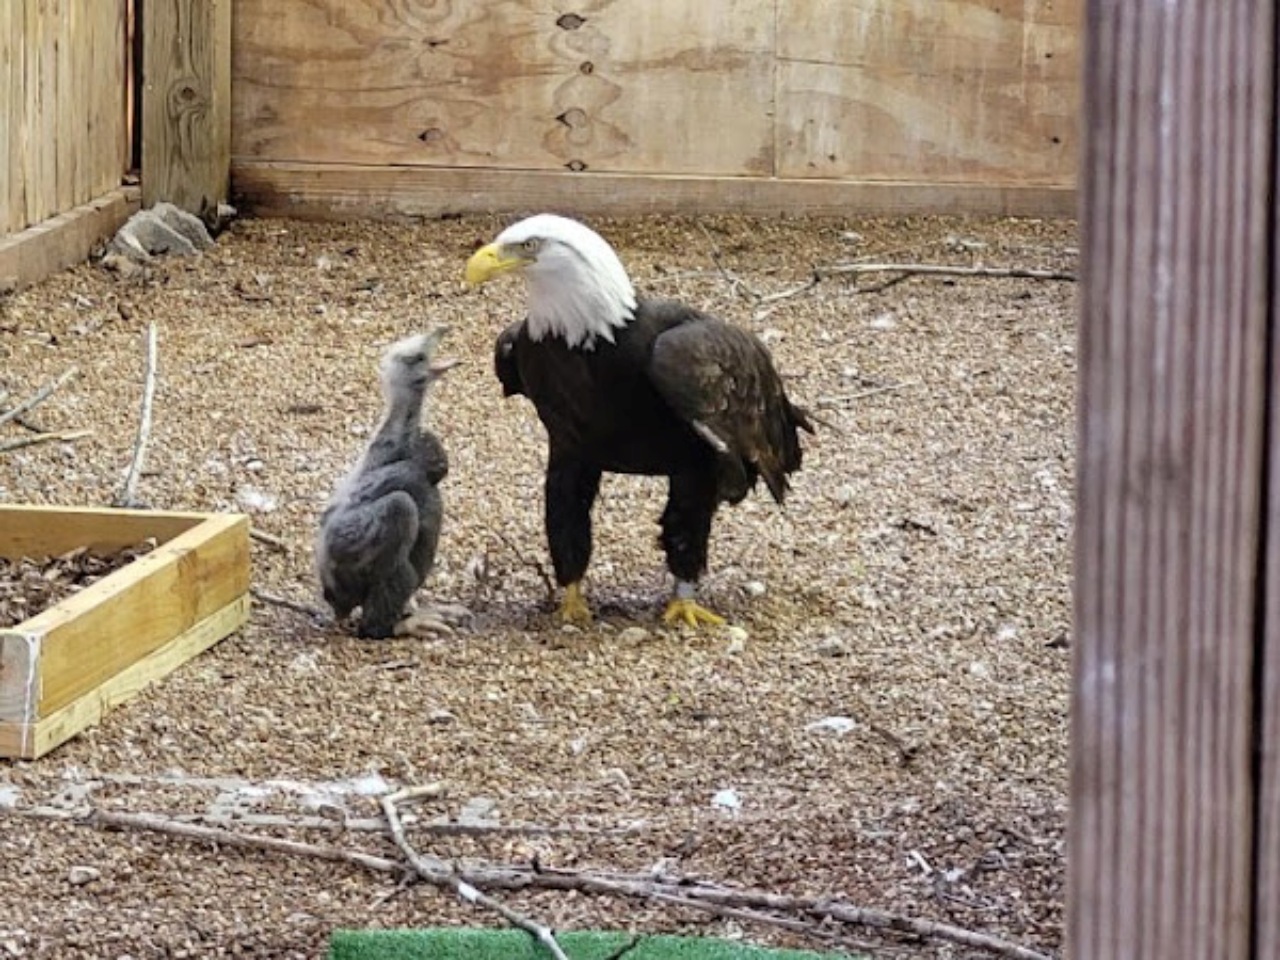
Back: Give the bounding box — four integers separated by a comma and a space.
232, 0, 1081, 214
775, 0, 1078, 183
0, 0, 132, 238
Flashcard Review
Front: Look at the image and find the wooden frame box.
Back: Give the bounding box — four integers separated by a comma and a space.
0, 505, 251, 760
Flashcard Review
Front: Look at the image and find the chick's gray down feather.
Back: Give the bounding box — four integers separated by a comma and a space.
315, 329, 454, 638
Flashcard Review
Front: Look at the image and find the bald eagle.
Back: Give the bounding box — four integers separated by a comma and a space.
465, 214, 813, 627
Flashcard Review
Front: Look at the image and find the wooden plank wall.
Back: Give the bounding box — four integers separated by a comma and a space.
140, 0, 233, 216
0, 0, 131, 238
231, 0, 1081, 218
1070, 1, 1277, 958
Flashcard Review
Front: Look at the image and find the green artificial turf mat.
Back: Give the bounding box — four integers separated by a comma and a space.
328, 928, 859, 960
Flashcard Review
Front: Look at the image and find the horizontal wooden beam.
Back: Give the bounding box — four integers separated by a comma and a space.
232, 161, 1077, 221
0, 503, 207, 559
0, 186, 139, 292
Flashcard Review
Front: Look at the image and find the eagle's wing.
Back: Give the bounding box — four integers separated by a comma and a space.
647, 316, 813, 503
494, 320, 526, 397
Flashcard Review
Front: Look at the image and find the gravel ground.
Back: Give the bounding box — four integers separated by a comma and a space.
0, 213, 1076, 959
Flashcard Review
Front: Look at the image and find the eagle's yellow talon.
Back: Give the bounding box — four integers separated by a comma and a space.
662, 598, 726, 628
557, 582, 592, 625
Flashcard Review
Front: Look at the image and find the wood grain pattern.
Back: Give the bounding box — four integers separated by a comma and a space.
775, 0, 1079, 183
0, 0, 18, 234
0, 632, 38, 727
1, 0, 129, 238
142, 0, 231, 214
32, 513, 249, 717
0, 186, 140, 293
1069, 3, 1274, 958
1260, 76, 1280, 960
0, 503, 203, 559
0, 596, 250, 760
23, 0, 51, 228
0, 507, 250, 760
232, 0, 776, 178
232, 160, 1077, 220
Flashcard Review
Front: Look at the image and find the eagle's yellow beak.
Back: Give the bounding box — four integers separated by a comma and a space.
465, 242, 527, 286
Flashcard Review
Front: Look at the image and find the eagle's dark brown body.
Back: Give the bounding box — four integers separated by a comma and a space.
495, 297, 812, 590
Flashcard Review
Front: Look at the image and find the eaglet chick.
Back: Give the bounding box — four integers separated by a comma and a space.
315, 328, 465, 638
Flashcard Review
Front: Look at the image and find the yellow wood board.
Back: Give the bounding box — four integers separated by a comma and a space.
0, 506, 251, 760
0, 596, 250, 760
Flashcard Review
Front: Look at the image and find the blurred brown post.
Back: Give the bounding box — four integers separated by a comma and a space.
1071, 2, 1279, 957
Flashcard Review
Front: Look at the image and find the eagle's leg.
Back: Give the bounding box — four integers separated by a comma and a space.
659, 469, 725, 627
546, 456, 602, 624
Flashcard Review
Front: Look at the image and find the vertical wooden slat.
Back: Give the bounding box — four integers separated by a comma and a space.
142, 0, 232, 215
22, 0, 43, 227
1069, 2, 1275, 960
0, 0, 14, 235
121, 0, 135, 179
88, 0, 129, 199
1258, 7, 1280, 945
54, 0, 77, 212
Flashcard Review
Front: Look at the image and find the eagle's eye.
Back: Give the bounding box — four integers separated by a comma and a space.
521, 238, 541, 255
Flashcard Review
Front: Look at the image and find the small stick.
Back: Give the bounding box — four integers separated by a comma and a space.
118, 323, 158, 507
10, 412, 49, 433
816, 380, 919, 409
88, 808, 405, 876
0, 367, 78, 429
817, 262, 1077, 283
487, 525, 556, 600
755, 275, 821, 308
250, 587, 330, 621
249, 528, 290, 553
381, 787, 572, 960
695, 222, 762, 303
0, 429, 93, 454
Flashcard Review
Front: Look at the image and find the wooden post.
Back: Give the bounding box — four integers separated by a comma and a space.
140, 0, 231, 216
1070, 2, 1277, 958
1261, 116, 1280, 960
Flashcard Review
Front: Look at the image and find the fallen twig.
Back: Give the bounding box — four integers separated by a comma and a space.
381, 786, 572, 960
75, 801, 1056, 960
249, 528, 291, 553
88, 808, 405, 876
117, 323, 158, 507
250, 587, 330, 621
696, 222, 762, 303
0, 429, 93, 454
817, 262, 1077, 283
10, 412, 50, 433
486, 525, 556, 600
751, 255, 1076, 316
816, 381, 920, 409
0, 367, 79, 429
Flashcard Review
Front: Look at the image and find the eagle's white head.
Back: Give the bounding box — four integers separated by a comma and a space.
464, 213, 638, 349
